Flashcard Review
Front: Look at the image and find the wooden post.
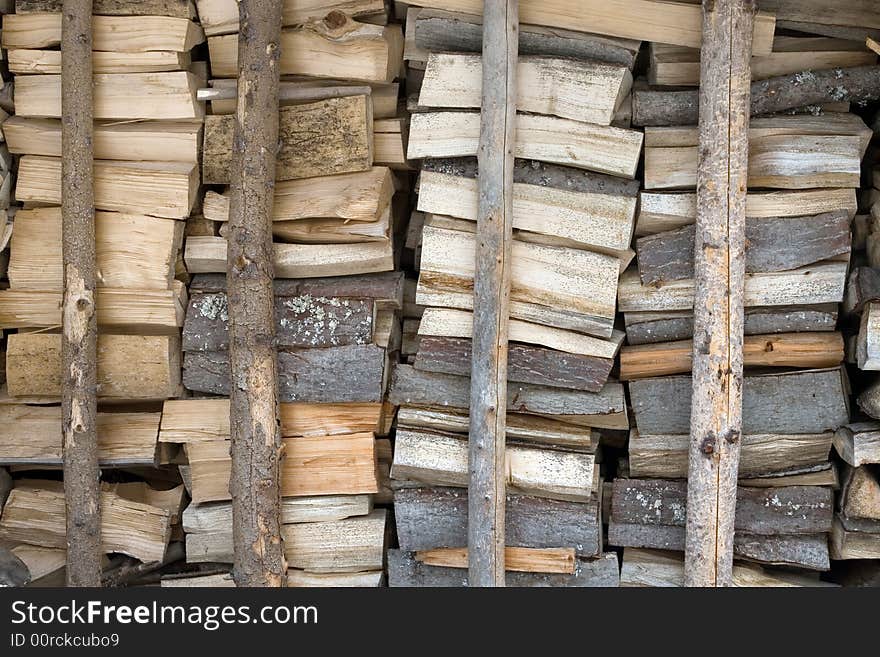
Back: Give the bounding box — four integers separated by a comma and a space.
61, 0, 101, 588
685, 0, 755, 587
228, 0, 286, 587
468, 0, 518, 587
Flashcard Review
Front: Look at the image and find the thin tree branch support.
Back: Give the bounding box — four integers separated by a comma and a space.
228, 0, 286, 587
685, 0, 755, 587
61, 0, 101, 587
468, 0, 518, 587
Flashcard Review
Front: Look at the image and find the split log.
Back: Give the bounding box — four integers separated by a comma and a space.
839, 465, 880, 522
206, 14, 402, 82
623, 304, 838, 345
202, 95, 373, 184
857, 301, 880, 369
185, 433, 378, 504
394, 486, 601, 557
61, 0, 100, 587
388, 364, 629, 430
188, 270, 403, 303
833, 423, 880, 467
408, 111, 643, 179
636, 212, 851, 285
16, 0, 196, 17
418, 53, 631, 125
844, 267, 880, 315
193, 0, 385, 36
629, 368, 850, 436
8, 49, 192, 75
619, 332, 844, 379
628, 430, 832, 479
415, 547, 575, 574
392, 429, 595, 503
633, 65, 880, 126
387, 549, 619, 587
830, 516, 880, 560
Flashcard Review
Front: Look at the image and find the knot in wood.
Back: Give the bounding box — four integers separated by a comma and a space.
724, 429, 740, 445
324, 10, 348, 29
700, 434, 716, 456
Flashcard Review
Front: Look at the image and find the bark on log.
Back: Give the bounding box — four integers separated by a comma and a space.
468, 0, 517, 587
227, 0, 286, 587
61, 0, 101, 588
685, 0, 753, 588
633, 65, 880, 126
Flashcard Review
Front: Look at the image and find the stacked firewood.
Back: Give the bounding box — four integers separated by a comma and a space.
0, 0, 204, 584
163, 0, 408, 586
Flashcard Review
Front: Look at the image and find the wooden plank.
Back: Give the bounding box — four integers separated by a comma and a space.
16, 156, 198, 219
419, 224, 619, 338
419, 53, 631, 125
6, 333, 181, 401
0, 407, 160, 466
389, 364, 629, 430
417, 170, 637, 256
14, 72, 202, 120
160, 399, 382, 443
1, 14, 204, 51
415, 547, 575, 574
408, 0, 775, 54
184, 236, 394, 279
202, 95, 372, 184
619, 332, 844, 380
636, 212, 851, 285
3, 117, 201, 163
206, 16, 402, 82
185, 433, 378, 504
629, 368, 850, 436
0, 487, 171, 562
617, 261, 848, 313
628, 430, 833, 479
394, 487, 601, 557
392, 428, 594, 503
194, 0, 386, 36
408, 111, 643, 179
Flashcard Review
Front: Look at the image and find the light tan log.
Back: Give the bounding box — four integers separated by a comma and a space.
415, 547, 576, 574
194, 0, 387, 36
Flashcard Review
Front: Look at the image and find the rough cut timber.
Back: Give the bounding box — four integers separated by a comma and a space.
6, 333, 181, 400
407, 0, 775, 54
418, 224, 619, 338
833, 423, 880, 467
857, 302, 880, 369
15, 156, 199, 219
185, 433, 378, 503
394, 486, 601, 557
392, 429, 594, 503
645, 135, 862, 190
3, 117, 202, 163
636, 212, 852, 285
7, 207, 181, 290
635, 188, 857, 237
0, 487, 171, 562
389, 364, 628, 430
184, 236, 394, 279
160, 399, 383, 443
628, 430, 833, 479
629, 368, 850, 436
207, 14, 402, 82
408, 112, 643, 179
8, 49, 193, 75
1, 14, 204, 51
0, 407, 160, 466
417, 170, 637, 257
14, 72, 203, 120
194, 0, 386, 36
187, 509, 387, 571
183, 344, 387, 403
15, 0, 197, 18
617, 261, 848, 312
202, 167, 393, 224
620, 332, 845, 380
202, 95, 372, 184
411, 8, 640, 69
388, 549, 619, 587
418, 53, 631, 126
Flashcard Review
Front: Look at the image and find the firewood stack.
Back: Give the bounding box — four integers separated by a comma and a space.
161, 0, 408, 586
384, 5, 646, 586
611, 6, 880, 583
0, 0, 204, 584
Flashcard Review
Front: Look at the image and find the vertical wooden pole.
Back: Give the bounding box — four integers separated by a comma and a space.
61, 0, 101, 587
228, 0, 286, 587
685, 0, 755, 587
468, 0, 518, 587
